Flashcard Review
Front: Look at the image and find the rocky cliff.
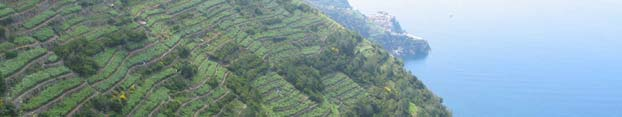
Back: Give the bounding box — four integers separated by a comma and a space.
306, 0, 431, 57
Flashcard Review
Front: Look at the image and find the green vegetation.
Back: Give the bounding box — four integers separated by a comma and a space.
0, 0, 448, 116
11, 66, 70, 97
89, 95, 123, 114
53, 39, 102, 77
46, 54, 59, 62
0, 6, 15, 17
14, 0, 42, 11
0, 48, 46, 77
4, 51, 17, 59
23, 11, 56, 29
13, 36, 36, 45
32, 27, 55, 41
307, 0, 431, 57
21, 78, 81, 110
61, 5, 81, 15
0, 102, 17, 116
409, 102, 419, 116
40, 87, 94, 116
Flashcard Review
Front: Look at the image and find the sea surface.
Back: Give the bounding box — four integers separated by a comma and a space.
348, 0, 622, 116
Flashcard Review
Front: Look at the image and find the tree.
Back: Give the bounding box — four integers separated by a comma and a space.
179, 47, 191, 58
90, 96, 123, 113
0, 77, 5, 96
53, 39, 102, 77
180, 64, 197, 79
0, 103, 17, 117
165, 77, 190, 91
64, 54, 99, 76
4, 51, 17, 59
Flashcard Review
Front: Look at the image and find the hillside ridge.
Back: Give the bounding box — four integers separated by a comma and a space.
0, 0, 449, 116
306, 0, 431, 57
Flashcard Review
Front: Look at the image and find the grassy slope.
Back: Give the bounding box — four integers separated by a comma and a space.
0, 0, 449, 116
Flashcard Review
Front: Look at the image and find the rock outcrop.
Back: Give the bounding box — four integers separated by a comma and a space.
306, 0, 431, 57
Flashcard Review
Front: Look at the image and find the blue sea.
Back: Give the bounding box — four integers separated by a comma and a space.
349, 0, 622, 116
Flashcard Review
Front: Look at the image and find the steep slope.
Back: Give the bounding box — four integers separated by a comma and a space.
306, 0, 431, 57
0, 0, 449, 116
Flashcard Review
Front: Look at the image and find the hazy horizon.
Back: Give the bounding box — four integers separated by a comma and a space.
349, 0, 622, 116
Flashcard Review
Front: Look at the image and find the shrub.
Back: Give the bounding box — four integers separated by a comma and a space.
65, 54, 98, 77
0, 17, 13, 25
0, 76, 5, 96
90, 96, 123, 113
165, 76, 190, 91
12, 36, 36, 45
54, 39, 103, 77
0, 8, 14, 17
61, 5, 81, 15
180, 64, 197, 79
4, 51, 17, 59
263, 19, 282, 25
0, 103, 17, 116
179, 47, 191, 58
32, 27, 55, 41
0, 27, 4, 38
47, 54, 59, 62
0, 43, 14, 53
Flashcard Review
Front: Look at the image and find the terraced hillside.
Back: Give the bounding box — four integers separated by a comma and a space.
0, 0, 449, 116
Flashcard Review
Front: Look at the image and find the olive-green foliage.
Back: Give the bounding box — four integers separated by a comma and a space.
228, 52, 268, 78
53, 39, 102, 77
4, 51, 17, 59
281, 64, 324, 102
211, 41, 239, 62
165, 76, 191, 91
12, 36, 36, 45
180, 64, 197, 79
0, 26, 5, 39
103, 28, 147, 47
0, 103, 17, 116
0, 17, 13, 26
178, 47, 191, 59
32, 27, 55, 41
0, 43, 15, 53
0, 75, 5, 96
90, 96, 123, 114
0, 48, 46, 77
23, 11, 55, 29
77, 0, 97, 7
0, 0, 449, 116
